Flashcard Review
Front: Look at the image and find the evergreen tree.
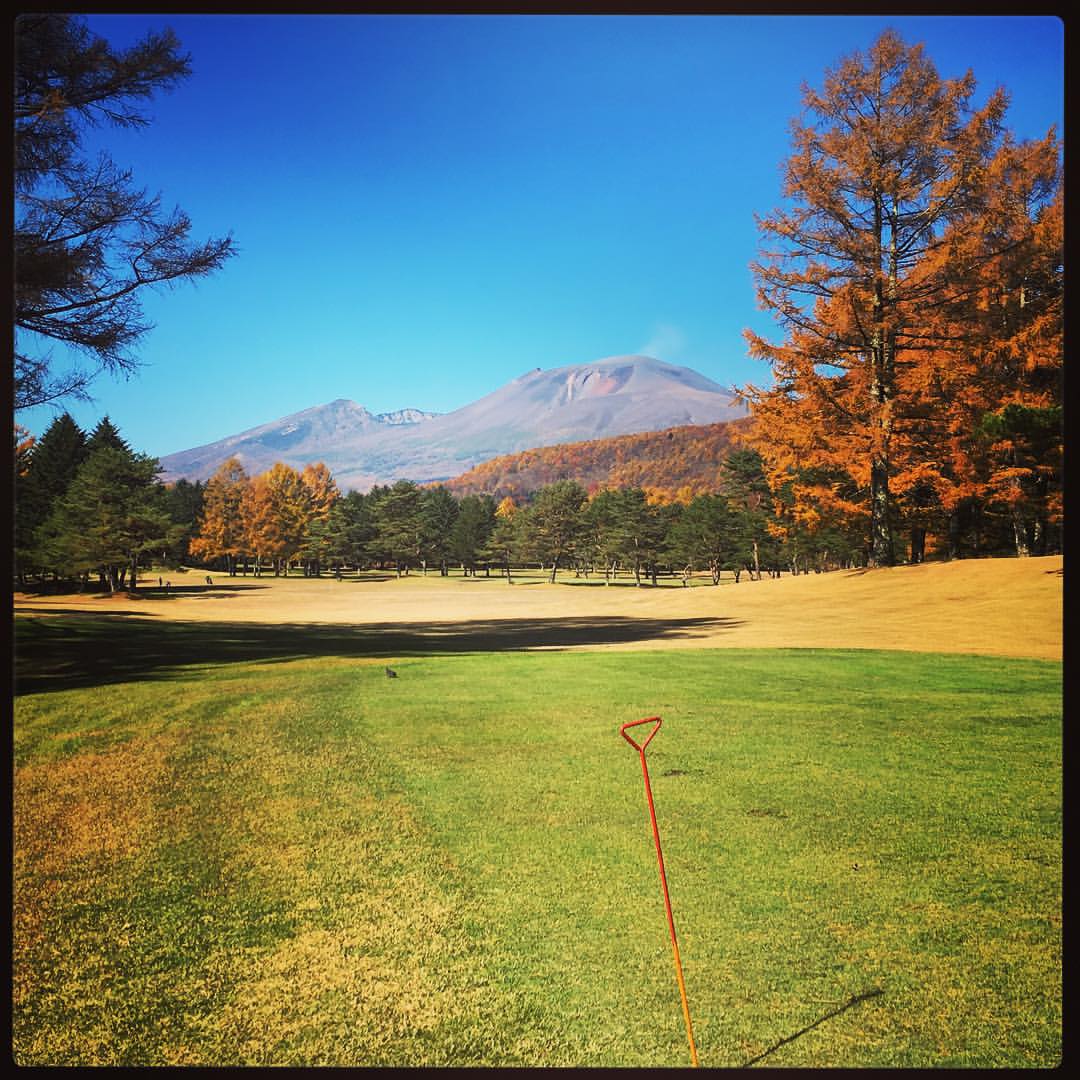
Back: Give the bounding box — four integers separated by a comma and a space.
158, 477, 205, 565
524, 480, 588, 582
15, 412, 88, 577
419, 485, 460, 575
371, 480, 423, 575
38, 444, 179, 591
85, 415, 131, 454
450, 493, 496, 575
322, 491, 375, 570
582, 489, 624, 583
666, 494, 740, 585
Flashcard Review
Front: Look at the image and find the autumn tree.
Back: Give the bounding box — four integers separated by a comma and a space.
297, 462, 340, 575
483, 496, 521, 583
905, 153, 1062, 557
240, 463, 315, 575
14, 14, 234, 410
741, 29, 1058, 566
189, 456, 251, 574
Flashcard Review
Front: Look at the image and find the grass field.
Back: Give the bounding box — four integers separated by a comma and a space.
12, 558, 1062, 1066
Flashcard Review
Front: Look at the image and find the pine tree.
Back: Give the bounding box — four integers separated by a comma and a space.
419, 486, 460, 575
15, 411, 88, 578
371, 480, 423, 575
39, 444, 178, 591
450, 493, 495, 575
524, 480, 587, 583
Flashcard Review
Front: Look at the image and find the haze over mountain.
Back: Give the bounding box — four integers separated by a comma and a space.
158, 355, 747, 491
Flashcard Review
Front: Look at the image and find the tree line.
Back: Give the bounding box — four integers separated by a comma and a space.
15, 418, 833, 590
184, 450, 806, 584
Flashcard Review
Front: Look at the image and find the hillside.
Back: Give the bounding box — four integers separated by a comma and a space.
442, 416, 753, 501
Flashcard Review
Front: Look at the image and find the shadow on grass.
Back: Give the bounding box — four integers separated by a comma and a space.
741, 987, 885, 1067
13, 612, 743, 695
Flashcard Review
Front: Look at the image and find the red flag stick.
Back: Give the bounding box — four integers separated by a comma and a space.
620, 716, 699, 1068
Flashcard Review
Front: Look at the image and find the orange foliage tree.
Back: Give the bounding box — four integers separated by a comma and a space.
189, 456, 251, 574
741, 29, 1060, 564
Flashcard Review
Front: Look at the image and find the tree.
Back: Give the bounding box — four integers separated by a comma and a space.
298, 463, 340, 575
38, 443, 180, 591
14, 412, 88, 579
419, 486, 460, 575
524, 480, 587, 582
607, 488, 667, 586
158, 477, 205, 565
371, 480, 424, 575
582, 489, 625, 583
665, 494, 741, 585
85, 414, 130, 454
483, 496, 521, 583
904, 164, 1062, 558
189, 456, 251, 574
741, 29, 1058, 566
240, 463, 312, 575
321, 490, 375, 570
450, 493, 495, 575
719, 448, 774, 578
14, 14, 235, 410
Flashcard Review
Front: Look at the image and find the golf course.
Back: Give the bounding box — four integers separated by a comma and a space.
12, 554, 1063, 1067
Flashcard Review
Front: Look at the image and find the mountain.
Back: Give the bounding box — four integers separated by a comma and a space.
442, 416, 754, 503
157, 355, 747, 491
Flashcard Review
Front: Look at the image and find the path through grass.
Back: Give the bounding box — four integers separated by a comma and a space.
13, 616, 1062, 1066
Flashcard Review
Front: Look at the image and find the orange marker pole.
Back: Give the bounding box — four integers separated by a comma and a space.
620, 716, 699, 1068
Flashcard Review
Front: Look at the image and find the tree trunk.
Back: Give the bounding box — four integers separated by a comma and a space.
549, 554, 559, 583
909, 527, 925, 565
869, 455, 894, 566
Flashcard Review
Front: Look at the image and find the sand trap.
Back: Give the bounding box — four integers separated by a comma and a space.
14, 554, 1062, 661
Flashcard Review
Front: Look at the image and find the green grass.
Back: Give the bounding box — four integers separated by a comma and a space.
13, 615, 1062, 1066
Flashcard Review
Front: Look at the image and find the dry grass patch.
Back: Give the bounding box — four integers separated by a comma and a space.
14, 554, 1062, 659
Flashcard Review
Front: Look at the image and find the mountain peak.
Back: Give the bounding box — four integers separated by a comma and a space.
158, 355, 746, 491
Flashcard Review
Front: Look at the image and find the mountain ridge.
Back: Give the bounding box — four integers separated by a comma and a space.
158, 355, 747, 491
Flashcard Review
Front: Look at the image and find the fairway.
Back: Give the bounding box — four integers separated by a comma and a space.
14, 552, 1063, 660
12, 557, 1062, 1066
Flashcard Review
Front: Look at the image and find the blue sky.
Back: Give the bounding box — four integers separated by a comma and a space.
18, 14, 1064, 459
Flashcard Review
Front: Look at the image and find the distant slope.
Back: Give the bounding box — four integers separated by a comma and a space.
442, 416, 753, 502
156, 399, 439, 488
158, 355, 747, 491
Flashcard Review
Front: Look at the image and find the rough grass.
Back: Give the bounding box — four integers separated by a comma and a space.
12, 619, 1062, 1067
